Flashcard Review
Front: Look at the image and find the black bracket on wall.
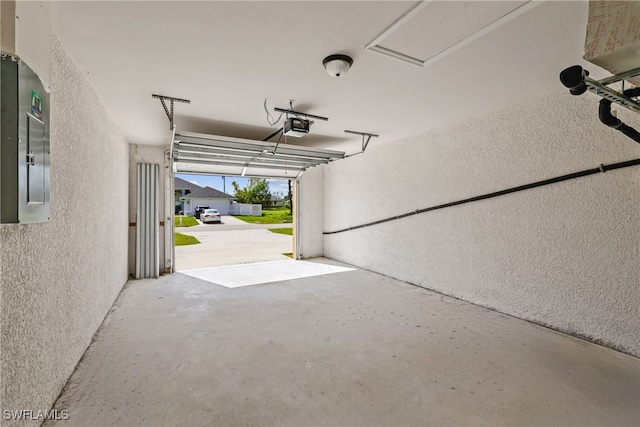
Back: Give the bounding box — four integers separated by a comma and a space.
559, 66, 640, 144
152, 94, 191, 130
559, 66, 640, 113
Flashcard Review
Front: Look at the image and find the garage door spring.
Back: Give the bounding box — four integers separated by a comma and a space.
323, 158, 640, 235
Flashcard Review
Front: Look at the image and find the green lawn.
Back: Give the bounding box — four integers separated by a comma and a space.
234, 207, 292, 224
174, 215, 198, 227
269, 227, 292, 236
175, 233, 200, 246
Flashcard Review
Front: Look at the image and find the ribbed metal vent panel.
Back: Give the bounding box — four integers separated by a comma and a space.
136, 163, 159, 279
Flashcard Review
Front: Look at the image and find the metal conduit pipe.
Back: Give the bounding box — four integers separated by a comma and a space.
323, 159, 640, 235
599, 87, 640, 144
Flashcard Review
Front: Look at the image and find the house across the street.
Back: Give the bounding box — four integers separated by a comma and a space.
175, 177, 203, 214
180, 186, 235, 215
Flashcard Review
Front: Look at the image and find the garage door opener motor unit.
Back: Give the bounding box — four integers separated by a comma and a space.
283, 117, 310, 137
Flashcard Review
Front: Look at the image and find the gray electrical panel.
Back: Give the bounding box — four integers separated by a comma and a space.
1, 54, 50, 223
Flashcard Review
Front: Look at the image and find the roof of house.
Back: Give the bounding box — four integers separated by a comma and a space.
180, 186, 234, 200
175, 177, 202, 192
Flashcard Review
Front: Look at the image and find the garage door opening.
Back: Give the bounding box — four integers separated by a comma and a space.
173, 173, 295, 271
168, 131, 345, 272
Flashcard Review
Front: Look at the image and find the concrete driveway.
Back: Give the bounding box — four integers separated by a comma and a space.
175, 215, 293, 270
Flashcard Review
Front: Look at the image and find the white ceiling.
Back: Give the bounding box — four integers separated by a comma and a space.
50, 1, 604, 156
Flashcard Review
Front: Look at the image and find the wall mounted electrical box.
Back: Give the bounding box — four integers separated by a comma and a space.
1, 54, 50, 223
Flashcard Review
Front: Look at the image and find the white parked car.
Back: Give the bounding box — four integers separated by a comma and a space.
200, 209, 222, 224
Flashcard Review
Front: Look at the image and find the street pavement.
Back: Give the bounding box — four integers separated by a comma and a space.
174, 215, 293, 270
177, 214, 292, 231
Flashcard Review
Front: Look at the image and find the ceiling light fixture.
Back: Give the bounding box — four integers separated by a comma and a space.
323, 54, 353, 77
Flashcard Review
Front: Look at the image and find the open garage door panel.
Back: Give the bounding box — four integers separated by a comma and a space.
173, 131, 345, 178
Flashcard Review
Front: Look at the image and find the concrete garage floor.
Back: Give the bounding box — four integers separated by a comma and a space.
47, 259, 639, 427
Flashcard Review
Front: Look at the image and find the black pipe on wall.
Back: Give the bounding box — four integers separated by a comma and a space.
323, 159, 640, 235
599, 88, 640, 144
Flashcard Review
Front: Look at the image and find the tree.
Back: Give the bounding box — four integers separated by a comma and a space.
231, 178, 272, 207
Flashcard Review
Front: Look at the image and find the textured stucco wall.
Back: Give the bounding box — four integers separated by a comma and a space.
0, 36, 129, 426
323, 91, 640, 356
297, 166, 324, 259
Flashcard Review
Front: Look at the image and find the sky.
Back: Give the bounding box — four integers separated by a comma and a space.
176, 174, 290, 197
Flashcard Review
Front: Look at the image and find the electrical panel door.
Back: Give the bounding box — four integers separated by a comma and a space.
1, 55, 50, 223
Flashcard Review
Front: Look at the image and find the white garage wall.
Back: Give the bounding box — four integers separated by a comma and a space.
297, 166, 324, 258
0, 36, 129, 426
14, 1, 51, 86
323, 91, 640, 357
